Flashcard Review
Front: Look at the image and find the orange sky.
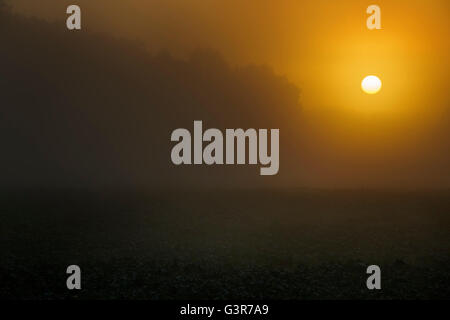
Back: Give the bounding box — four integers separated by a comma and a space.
9, 0, 450, 187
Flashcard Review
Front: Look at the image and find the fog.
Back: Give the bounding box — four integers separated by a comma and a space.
3, 0, 450, 188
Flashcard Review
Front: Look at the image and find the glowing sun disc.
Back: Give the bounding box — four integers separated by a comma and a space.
361, 75, 382, 94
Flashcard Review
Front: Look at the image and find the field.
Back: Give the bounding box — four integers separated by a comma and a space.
1, 189, 449, 299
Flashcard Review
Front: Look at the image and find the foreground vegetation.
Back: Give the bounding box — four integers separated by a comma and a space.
1, 189, 449, 299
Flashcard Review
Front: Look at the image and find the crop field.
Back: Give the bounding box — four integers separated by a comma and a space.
1, 189, 449, 299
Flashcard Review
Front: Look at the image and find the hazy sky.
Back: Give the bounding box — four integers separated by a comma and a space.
8, 0, 450, 187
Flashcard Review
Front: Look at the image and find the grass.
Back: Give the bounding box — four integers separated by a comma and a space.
0, 189, 449, 299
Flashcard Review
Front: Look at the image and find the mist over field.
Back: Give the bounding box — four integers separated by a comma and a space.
0, 2, 449, 300
1, 189, 449, 299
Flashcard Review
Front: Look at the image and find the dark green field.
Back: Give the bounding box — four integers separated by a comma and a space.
1, 189, 449, 299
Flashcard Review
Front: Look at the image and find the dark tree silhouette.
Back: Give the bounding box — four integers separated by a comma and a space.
0, 8, 300, 188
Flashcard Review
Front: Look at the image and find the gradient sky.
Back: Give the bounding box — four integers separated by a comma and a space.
8, 0, 450, 187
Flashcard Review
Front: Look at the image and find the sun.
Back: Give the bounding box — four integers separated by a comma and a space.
361, 75, 382, 94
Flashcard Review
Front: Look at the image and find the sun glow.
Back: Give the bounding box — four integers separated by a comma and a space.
361, 75, 382, 94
